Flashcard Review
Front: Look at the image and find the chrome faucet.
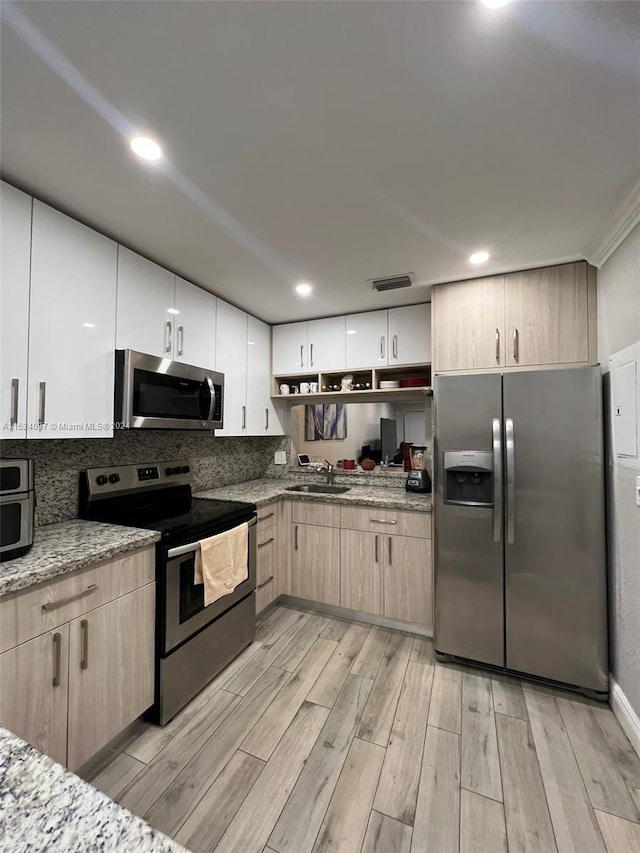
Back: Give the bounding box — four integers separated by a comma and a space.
318, 460, 335, 485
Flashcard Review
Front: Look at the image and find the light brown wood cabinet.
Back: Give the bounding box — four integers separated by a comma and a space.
383, 534, 432, 626
432, 261, 596, 373
291, 522, 341, 606
340, 529, 384, 614
0, 547, 155, 770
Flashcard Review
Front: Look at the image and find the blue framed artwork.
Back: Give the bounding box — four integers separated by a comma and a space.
305, 404, 347, 441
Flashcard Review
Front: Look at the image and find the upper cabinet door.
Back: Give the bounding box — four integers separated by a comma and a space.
504, 262, 590, 367
116, 247, 175, 358
174, 277, 216, 369
307, 317, 346, 372
432, 276, 505, 372
28, 202, 117, 439
246, 316, 284, 436
345, 310, 388, 369
215, 300, 248, 436
388, 304, 431, 366
1, 183, 31, 438
272, 322, 308, 374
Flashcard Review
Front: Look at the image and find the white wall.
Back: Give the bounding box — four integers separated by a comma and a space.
597, 222, 640, 721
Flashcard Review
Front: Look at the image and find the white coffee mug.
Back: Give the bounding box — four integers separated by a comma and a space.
309, 382, 319, 393
300, 382, 311, 394
280, 384, 290, 395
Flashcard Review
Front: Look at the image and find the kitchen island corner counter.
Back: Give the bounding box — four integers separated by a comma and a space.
0, 520, 160, 597
0, 726, 185, 853
195, 476, 432, 512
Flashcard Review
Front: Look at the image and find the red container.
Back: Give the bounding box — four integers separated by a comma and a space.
343, 459, 356, 470
399, 376, 430, 388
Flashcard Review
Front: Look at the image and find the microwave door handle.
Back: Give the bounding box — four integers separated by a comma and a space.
204, 376, 216, 426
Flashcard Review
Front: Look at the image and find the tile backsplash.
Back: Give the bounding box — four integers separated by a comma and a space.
0, 432, 289, 527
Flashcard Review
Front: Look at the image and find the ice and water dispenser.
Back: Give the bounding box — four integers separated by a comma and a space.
443, 451, 494, 507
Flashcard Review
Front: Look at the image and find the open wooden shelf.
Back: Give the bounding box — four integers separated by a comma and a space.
271, 386, 432, 405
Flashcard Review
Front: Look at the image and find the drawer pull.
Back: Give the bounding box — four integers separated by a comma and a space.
370, 518, 397, 525
257, 575, 274, 589
52, 632, 61, 687
258, 537, 275, 548
80, 619, 89, 669
42, 584, 98, 612
260, 512, 275, 521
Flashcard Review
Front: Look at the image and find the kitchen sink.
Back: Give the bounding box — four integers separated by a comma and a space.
286, 484, 351, 494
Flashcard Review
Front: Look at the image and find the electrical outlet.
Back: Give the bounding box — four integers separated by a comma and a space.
274, 450, 287, 465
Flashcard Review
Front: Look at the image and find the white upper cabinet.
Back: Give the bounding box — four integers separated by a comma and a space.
387, 304, 431, 366
1, 183, 31, 438
215, 300, 248, 436
28, 201, 117, 438
173, 277, 216, 370
272, 322, 308, 374
116, 247, 175, 358
345, 310, 388, 369
307, 317, 346, 371
246, 316, 284, 436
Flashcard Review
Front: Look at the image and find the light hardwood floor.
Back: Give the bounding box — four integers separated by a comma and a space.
88, 604, 640, 853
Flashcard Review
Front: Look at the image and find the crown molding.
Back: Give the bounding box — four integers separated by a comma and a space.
587, 176, 640, 268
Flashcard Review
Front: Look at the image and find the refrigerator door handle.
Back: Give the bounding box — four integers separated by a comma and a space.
505, 417, 515, 544
492, 417, 502, 542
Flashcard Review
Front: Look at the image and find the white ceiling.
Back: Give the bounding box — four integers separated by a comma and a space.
1, 1, 639, 323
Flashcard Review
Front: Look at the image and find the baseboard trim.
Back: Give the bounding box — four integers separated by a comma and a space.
610, 677, 640, 758
278, 595, 433, 638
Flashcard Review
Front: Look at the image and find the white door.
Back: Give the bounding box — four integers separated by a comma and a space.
174, 277, 216, 369
1, 183, 31, 438
215, 300, 248, 435
116, 246, 175, 358
388, 304, 431, 366
345, 310, 388, 369
246, 316, 284, 435
28, 202, 117, 439
307, 317, 346, 371
272, 322, 308, 374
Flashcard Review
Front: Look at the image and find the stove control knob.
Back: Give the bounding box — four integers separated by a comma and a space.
165, 467, 174, 476
183, 465, 190, 473
96, 474, 108, 486
109, 473, 120, 484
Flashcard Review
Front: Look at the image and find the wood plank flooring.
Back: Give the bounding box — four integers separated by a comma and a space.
89, 604, 640, 853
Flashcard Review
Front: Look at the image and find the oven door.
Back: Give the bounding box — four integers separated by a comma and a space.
0, 492, 34, 557
115, 349, 224, 430
163, 517, 257, 653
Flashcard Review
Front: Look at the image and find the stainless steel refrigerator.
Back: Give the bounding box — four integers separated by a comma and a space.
433, 366, 608, 696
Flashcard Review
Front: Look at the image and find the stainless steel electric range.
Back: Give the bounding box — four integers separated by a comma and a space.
79, 460, 257, 724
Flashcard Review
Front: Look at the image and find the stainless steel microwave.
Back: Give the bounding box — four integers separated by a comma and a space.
115, 350, 224, 431
0, 459, 35, 561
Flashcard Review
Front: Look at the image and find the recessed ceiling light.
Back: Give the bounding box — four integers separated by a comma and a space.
82, 322, 95, 328
295, 283, 312, 297
347, 329, 357, 335
469, 250, 490, 265
130, 136, 163, 161
247, 341, 255, 346
479, 0, 513, 8
167, 308, 180, 315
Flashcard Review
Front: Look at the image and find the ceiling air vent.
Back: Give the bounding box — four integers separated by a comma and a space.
368, 273, 414, 293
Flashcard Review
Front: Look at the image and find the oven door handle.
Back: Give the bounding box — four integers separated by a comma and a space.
167, 516, 257, 559
204, 375, 216, 427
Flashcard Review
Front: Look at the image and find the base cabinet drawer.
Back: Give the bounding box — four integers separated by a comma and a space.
292, 501, 341, 528
340, 506, 431, 539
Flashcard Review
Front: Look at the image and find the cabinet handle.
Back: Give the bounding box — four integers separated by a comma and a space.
375, 534, 379, 563
294, 525, 298, 550
10, 378, 19, 427
260, 512, 275, 521
495, 329, 500, 363
257, 575, 274, 589
80, 619, 89, 670
512, 327, 519, 361
178, 325, 184, 356
265, 408, 269, 431
300, 345, 304, 367
42, 584, 98, 612
38, 381, 46, 426
310, 343, 314, 367
165, 321, 172, 354
370, 518, 397, 525
52, 632, 61, 687
379, 336, 385, 360
258, 536, 274, 548
242, 405, 246, 430
392, 334, 398, 360
388, 536, 392, 565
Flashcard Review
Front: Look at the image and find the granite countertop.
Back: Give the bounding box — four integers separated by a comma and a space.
196, 476, 432, 512
0, 520, 160, 598
0, 727, 185, 853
